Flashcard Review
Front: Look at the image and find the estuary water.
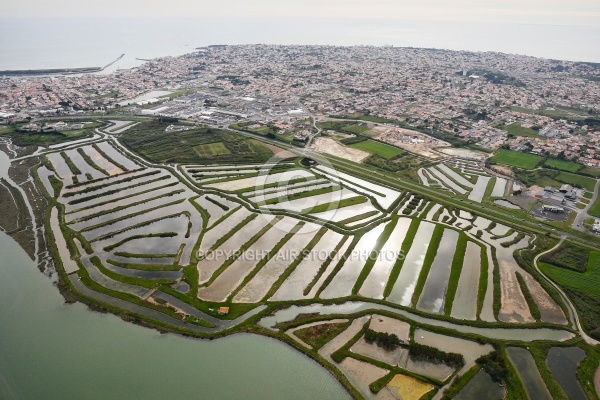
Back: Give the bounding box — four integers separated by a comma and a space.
0, 230, 349, 399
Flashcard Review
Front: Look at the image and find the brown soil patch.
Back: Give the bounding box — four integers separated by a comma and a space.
296, 322, 345, 342
265, 143, 295, 159
313, 137, 369, 162
369, 315, 410, 342
490, 164, 514, 177
369, 126, 449, 159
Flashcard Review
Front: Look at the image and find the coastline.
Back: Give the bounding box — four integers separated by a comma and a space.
0, 53, 125, 76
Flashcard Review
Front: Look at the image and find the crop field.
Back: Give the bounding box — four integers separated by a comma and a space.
193, 142, 231, 157
349, 140, 404, 159
491, 149, 542, 169
554, 171, 596, 191
540, 252, 600, 298
502, 122, 539, 137
543, 158, 582, 172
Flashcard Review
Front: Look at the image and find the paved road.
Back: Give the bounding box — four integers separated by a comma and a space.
218, 124, 600, 249
69, 274, 266, 333
572, 178, 600, 232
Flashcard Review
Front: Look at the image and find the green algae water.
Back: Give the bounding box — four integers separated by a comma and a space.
0, 231, 349, 400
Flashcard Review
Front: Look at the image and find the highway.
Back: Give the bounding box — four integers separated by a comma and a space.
223, 124, 600, 250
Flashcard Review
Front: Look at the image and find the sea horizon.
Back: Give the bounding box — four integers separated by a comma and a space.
1, 17, 599, 73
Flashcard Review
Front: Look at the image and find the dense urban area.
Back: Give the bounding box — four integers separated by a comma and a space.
1, 45, 599, 165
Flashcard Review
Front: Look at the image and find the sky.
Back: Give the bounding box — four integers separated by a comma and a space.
4, 0, 600, 26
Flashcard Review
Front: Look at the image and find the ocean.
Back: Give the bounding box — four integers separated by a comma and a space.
0, 17, 599, 72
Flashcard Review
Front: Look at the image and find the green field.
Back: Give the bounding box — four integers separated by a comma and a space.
318, 121, 369, 135
540, 243, 590, 272
349, 140, 403, 159
554, 171, 596, 191
589, 197, 600, 218
193, 142, 231, 157
491, 149, 543, 169
341, 124, 369, 134
544, 158, 581, 172
503, 122, 539, 138
540, 252, 600, 298
580, 166, 600, 178
120, 120, 273, 164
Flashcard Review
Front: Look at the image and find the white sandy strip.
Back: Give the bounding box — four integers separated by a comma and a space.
232, 222, 320, 303
205, 169, 314, 191
467, 175, 491, 203
270, 230, 346, 301
491, 177, 507, 197
315, 165, 401, 209
359, 218, 412, 299
320, 223, 387, 299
